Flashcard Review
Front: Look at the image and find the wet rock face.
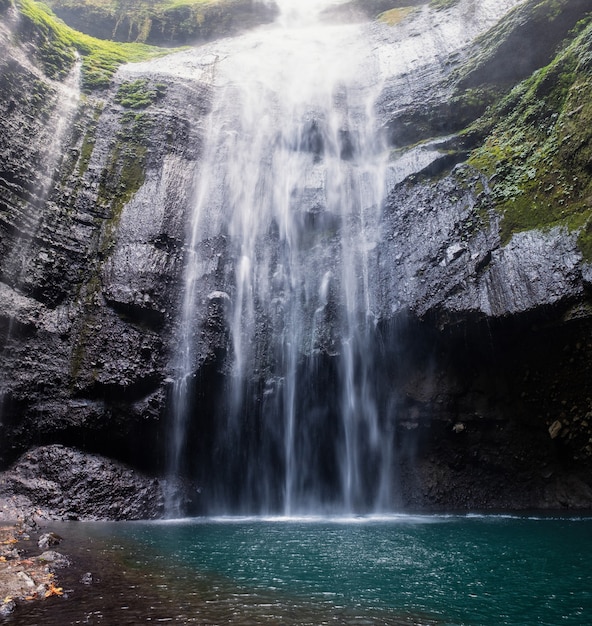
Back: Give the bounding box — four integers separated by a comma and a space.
376, 164, 585, 324
0, 445, 164, 520
0, 0, 591, 516
0, 9, 218, 474
386, 312, 592, 511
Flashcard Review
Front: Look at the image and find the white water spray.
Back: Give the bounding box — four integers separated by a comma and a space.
161, 0, 526, 516
166, 0, 389, 515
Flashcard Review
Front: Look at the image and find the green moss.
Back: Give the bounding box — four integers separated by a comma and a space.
18, 0, 78, 79
68, 106, 153, 381
48, 100, 105, 213
577, 219, 592, 261
467, 20, 592, 253
44, 0, 263, 44
378, 7, 415, 26
115, 79, 166, 109
78, 103, 103, 177
97, 111, 152, 256
16, 0, 173, 90
70, 273, 102, 381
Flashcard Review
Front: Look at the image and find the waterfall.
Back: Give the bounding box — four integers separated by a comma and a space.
0, 60, 81, 291
166, 0, 391, 516
164, 0, 525, 516
169, 0, 391, 515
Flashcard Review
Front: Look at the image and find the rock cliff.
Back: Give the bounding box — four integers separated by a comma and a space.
0, 0, 591, 517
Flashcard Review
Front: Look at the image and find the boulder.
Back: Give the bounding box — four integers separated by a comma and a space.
0, 445, 164, 521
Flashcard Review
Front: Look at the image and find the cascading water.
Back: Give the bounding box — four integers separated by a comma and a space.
164, 0, 526, 516
167, 0, 391, 516
0, 60, 81, 291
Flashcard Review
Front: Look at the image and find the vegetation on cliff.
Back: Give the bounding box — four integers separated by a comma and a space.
42, 0, 275, 44
15, 0, 170, 90
467, 15, 592, 255
429, 0, 460, 9
98, 108, 153, 255
378, 7, 415, 26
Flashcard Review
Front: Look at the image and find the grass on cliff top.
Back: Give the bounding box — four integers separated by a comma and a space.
48, 0, 223, 9
43, 0, 232, 36
467, 17, 592, 258
17, 0, 171, 91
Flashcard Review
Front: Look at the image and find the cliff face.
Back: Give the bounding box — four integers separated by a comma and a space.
1, 0, 592, 517
0, 1, 213, 515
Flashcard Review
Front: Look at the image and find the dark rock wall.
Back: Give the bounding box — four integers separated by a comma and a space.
386, 311, 592, 510
0, 5, 212, 480
0, 444, 164, 520
0, 0, 591, 516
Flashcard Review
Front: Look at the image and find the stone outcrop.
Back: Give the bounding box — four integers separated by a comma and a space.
0, 445, 164, 520
0, 0, 591, 515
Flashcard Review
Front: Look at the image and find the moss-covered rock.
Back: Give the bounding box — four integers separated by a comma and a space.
15, 0, 172, 91
42, 0, 277, 45
115, 79, 167, 109
429, 0, 460, 9
378, 6, 416, 26
457, 0, 592, 90
384, 0, 592, 151
17, 0, 78, 80
468, 17, 592, 253
324, 0, 427, 22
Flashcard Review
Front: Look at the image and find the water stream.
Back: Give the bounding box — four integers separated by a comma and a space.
166, 0, 391, 516
161, 0, 526, 516
0, 59, 81, 436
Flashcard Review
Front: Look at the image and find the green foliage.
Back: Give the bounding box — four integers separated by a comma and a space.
115, 79, 166, 109
44, 0, 254, 44
468, 20, 592, 257
162, 0, 217, 8
16, 0, 171, 90
18, 0, 78, 79
78, 40, 168, 91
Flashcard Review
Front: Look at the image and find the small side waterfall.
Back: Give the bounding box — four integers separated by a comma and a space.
0, 60, 81, 432
167, 0, 393, 516
0, 60, 81, 292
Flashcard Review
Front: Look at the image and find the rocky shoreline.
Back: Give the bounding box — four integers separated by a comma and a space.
0, 520, 72, 619
0, 444, 164, 620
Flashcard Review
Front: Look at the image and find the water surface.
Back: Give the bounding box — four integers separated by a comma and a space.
7, 515, 592, 625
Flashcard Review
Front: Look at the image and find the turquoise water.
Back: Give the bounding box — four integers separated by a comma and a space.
9, 515, 592, 625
